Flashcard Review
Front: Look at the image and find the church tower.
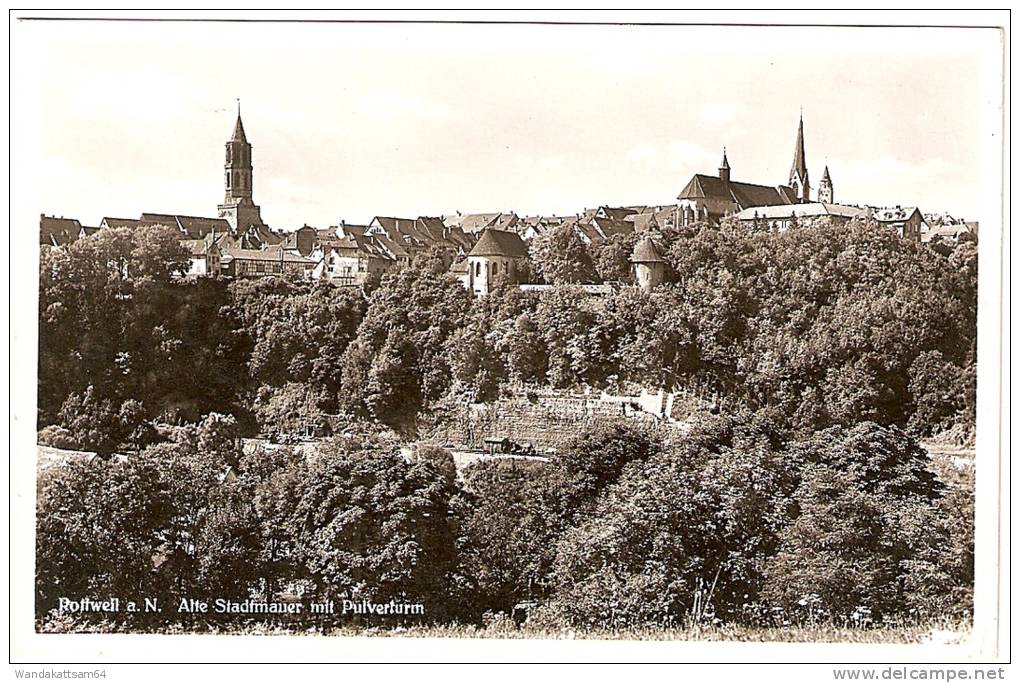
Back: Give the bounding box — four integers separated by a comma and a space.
718, 147, 731, 184
788, 113, 810, 203
218, 103, 266, 231
818, 165, 833, 204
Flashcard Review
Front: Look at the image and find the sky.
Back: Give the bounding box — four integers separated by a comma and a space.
11, 19, 1003, 230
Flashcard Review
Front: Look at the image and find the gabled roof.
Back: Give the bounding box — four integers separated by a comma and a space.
447, 212, 501, 233
630, 237, 665, 263
872, 206, 922, 223
468, 228, 528, 258
678, 174, 798, 210
597, 206, 638, 222
101, 217, 141, 229
372, 233, 411, 259
220, 246, 313, 264
590, 216, 634, 240
39, 215, 82, 246
331, 233, 397, 261
138, 213, 230, 239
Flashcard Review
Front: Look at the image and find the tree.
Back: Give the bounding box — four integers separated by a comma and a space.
36, 454, 179, 613
588, 230, 639, 283
529, 224, 598, 284
253, 383, 331, 438
457, 459, 576, 615
340, 268, 472, 427
763, 422, 948, 622
285, 436, 459, 611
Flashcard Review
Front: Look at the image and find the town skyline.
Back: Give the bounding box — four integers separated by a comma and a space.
13, 20, 1000, 230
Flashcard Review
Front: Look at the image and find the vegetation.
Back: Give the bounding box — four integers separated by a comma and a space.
36, 418, 973, 633
35, 218, 977, 636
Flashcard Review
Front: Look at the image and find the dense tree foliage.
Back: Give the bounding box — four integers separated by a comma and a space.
36, 218, 976, 632
340, 268, 472, 428
529, 223, 598, 284
37, 414, 973, 631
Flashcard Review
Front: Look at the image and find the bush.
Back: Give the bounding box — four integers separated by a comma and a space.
284, 437, 459, 614
37, 425, 78, 450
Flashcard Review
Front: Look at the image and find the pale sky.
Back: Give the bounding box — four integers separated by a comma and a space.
11, 19, 1003, 229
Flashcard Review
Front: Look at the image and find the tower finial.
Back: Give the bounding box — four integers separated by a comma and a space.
237, 98, 240, 117
719, 146, 731, 183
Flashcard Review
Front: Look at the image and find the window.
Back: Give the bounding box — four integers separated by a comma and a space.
225, 172, 231, 189
226, 146, 232, 164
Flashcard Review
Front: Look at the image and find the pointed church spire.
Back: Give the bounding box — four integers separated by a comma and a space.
231, 100, 247, 143
789, 111, 810, 202
818, 163, 833, 203
719, 147, 731, 183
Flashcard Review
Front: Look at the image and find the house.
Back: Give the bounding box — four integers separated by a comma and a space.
220, 245, 316, 278
443, 212, 519, 234
180, 232, 223, 277
138, 213, 232, 240
39, 215, 84, 246
732, 203, 868, 232
921, 223, 975, 244
312, 234, 398, 286
280, 225, 318, 257
872, 206, 924, 241
100, 217, 142, 230
627, 206, 678, 233
461, 228, 528, 296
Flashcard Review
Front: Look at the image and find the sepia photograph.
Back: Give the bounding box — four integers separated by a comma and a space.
8, 10, 1010, 674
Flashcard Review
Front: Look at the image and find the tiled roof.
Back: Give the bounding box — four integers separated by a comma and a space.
448, 213, 501, 233
39, 215, 82, 246
469, 228, 528, 257
630, 237, 665, 263
733, 203, 868, 221
598, 206, 638, 221
138, 213, 230, 239
220, 246, 313, 264
372, 233, 411, 259
102, 217, 141, 229
678, 174, 798, 210
590, 216, 634, 240
872, 206, 921, 222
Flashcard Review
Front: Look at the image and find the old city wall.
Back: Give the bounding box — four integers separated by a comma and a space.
431, 390, 671, 452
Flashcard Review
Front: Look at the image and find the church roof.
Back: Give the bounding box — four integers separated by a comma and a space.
790, 114, 808, 184
630, 236, 665, 263
468, 228, 528, 257
677, 174, 798, 209
231, 114, 248, 144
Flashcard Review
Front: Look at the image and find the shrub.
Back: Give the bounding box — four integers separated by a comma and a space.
37, 425, 78, 450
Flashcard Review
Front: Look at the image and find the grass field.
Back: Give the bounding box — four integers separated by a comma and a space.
40, 616, 971, 644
